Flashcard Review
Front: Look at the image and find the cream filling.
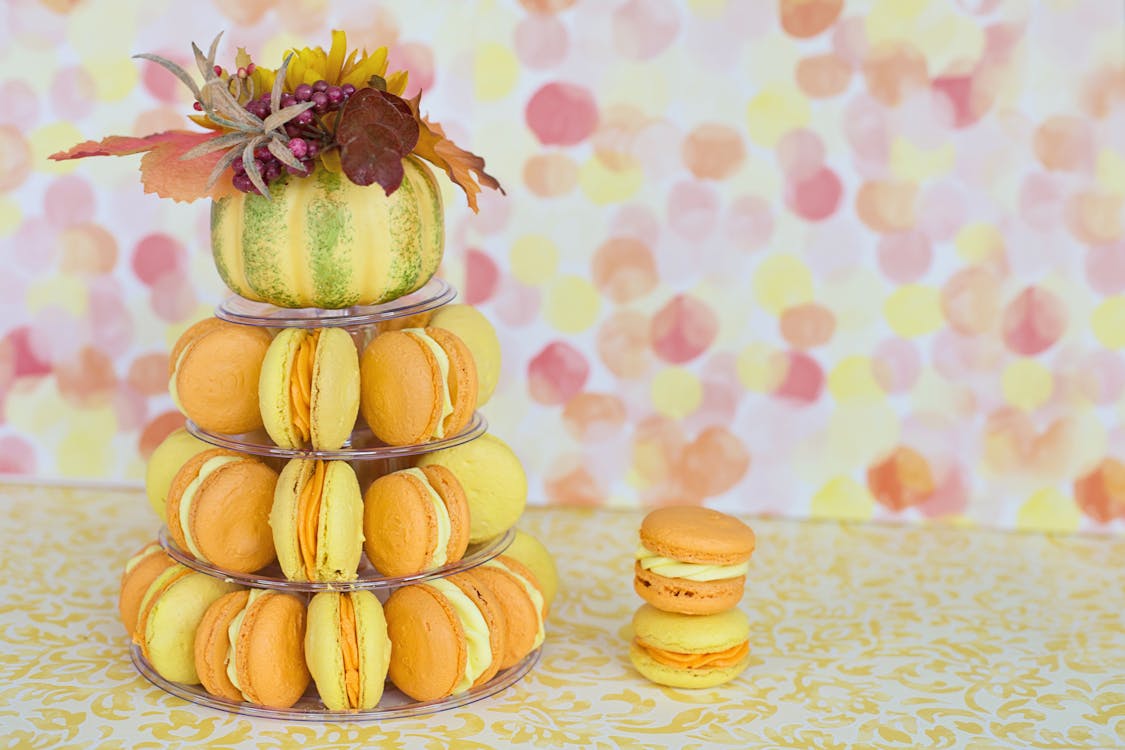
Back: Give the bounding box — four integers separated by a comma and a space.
168, 346, 192, 413
226, 588, 265, 696
425, 578, 491, 693
400, 468, 451, 567
635, 544, 750, 582
179, 456, 242, 560
403, 329, 454, 438
124, 544, 160, 575
486, 559, 545, 649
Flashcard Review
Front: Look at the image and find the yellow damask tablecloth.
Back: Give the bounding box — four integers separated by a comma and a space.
2, 482, 1124, 749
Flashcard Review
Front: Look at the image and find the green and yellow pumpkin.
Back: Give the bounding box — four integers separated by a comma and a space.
211, 155, 443, 309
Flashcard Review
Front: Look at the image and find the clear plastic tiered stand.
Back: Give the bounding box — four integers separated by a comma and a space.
133, 278, 539, 721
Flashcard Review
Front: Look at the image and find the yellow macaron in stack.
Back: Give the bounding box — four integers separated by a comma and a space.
628, 506, 755, 689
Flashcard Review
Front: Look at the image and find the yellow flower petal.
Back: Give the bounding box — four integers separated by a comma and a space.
327, 30, 347, 84
343, 48, 389, 89
386, 70, 409, 96
320, 148, 342, 174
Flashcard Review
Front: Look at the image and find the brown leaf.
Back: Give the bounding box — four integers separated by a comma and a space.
336, 87, 420, 195
406, 94, 504, 213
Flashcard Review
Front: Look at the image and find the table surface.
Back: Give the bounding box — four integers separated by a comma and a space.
2, 482, 1124, 750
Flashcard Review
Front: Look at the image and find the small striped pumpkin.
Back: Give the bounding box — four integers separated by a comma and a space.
211, 156, 444, 309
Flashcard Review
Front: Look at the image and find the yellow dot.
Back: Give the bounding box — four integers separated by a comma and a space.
261, 33, 307, 69
1096, 148, 1125, 195
545, 275, 600, 333
31, 122, 84, 175
27, 276, 87, 316
6, 379, 67, 437
826, 403, 900, 471
890, 137, 955, 182
1092, 298, 1125, 348
746, 87, 810, 148
579, 156, 643, 205
651, 367, 702, 419
1016, 488, 1080, 533
509, 234, 558, 285
0, 198, 20, 236
955, 222, 1005, 265
84, 56, 139, 102
811, 477, 876, 521
1002, 359, 1054, 411
474, 43, 520, 101
736, 343, 787, 392
884, 285, 943, 337
828, 357, 882, 402
58, 408, 116, 478
688, 0, 726, 17
753, 254, 813, 315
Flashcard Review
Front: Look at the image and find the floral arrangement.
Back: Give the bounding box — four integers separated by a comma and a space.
50, 31, 502, 210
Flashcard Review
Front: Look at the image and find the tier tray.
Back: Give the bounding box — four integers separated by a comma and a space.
215, 277, 456, 329
131, 643, 539, 721
158, 526, 516, 593
186, 412, 487, 460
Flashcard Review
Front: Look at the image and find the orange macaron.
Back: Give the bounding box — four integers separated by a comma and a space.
119, 541, 177, 638
362, 465, 470, 577
472, 555, 547, 670
633, 506, 755, 615
194, 589, 310, 709
169, 317, 271, 435
359, 327, 477, 446
165, 448, 279, 574
384, 571, 507, 702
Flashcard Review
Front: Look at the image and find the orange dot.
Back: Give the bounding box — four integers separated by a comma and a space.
592, 103, 647, 171
544, 455, 604, 507
780, 303, 836, 349
867, 446, 935, 512
676, 427, 750, 499
1034, 115, 1094, 172
56, 347, 116, 408
60, 223, 118, 275
941, 267, 1001, 336
523, 152, 579, 198
597, 309, 652, 379
133, 108, 189, 138
128, 352, 171, 396
780, 0, 843, 38
682, 123, 745, 180
592, 237, 658, 303
633, 414, 685, 486
862, 42, 928, 106
0, 125, 31, 192
1074, 459, 1125, 523
563, 392, 627, 442
1081, 65, 1125, 118
139, 411, 187, 460
1065, 191, 1123, 245
796, 54, 852, 98
520, 0, 577, 12
856, 180, 917, 233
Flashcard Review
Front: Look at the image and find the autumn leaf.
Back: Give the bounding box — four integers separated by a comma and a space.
406, 94, 504, 213
336, 87, 420, 195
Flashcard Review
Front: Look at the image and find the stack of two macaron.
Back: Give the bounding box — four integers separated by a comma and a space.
629, 507, 756, 689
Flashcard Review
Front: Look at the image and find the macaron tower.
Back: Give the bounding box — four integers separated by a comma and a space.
80, 31, 547, 720
629, 507, 755, 688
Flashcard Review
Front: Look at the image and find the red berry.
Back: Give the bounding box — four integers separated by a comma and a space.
305, 142, 320, 159
247, 63, 256, 74
311, 91, 328, 112
326, 86, 343, 105
294, 84, 313, 102
213, 65, 223, 76
254, 146, 271, 160
294, 110, 314, 126
312, 80, 328, 92
288, 138, 309, 159
192, 101, 203, 111
341, 83, 356, 97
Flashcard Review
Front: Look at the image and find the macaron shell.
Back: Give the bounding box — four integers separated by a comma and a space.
188, 459, 279, 573
428, 304, 501, 406
194, 590, 250, 702
362, 470, 439, 577
628, 641, 750, 689
235, 592, 310, 709
175, 321, 271, 435
384, 583, 466, 702
259, 328, 304, 449
169, 317, 230, 374
311, 327, 360, 450
318, 461, 364, 581
359, 331, 443, 446
353, 590, 391, 709
504, 530, 559, 611
141, 570, 241, 684
639, 507, 756, 566
144, 428, 211, 522
424, 327, 477, 438
450, 572, 507, 688
165, 448, 242, 554
118, 544, 176, 638
631, 604, 750, 654
422, 464, 471, 564
305, 592, 348, 710
472, 558, 543, 670
373, 311, 434, 334
633, 562, 746, 615
416, 433, 527, 543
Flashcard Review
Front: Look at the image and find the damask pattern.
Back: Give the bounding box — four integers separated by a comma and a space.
3, 482, 1123, 748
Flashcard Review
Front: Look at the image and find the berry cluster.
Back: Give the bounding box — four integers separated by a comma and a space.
229, 80, 358, 194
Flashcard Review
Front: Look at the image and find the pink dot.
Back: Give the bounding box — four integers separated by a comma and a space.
114, 384, 148, 432
787, 167, 842, 221
150, 272, 197, 323
0, 435, 36, 474
5, 327, 51, 378
667, 180, 719, 239
528, 341, 590, 405
1002, 286, 1067, 356
916, 182, 967, 242
777, 129, 825, 180
464, 248, 500, 305
8, 217, 57, 275
774, 352, 824, 404
877, 231, 931, 283
917, 465, 969, 518
932, 75, 977, 128
526, 82, 599, 146
844, 95, 889, 166
0, 80, 39, 127
651, 294, 719, 364
492, 276, 541, 328
467, 188, 511, 235
90, 278, 135, 356
1085, 242, 1125, 296
388, 42, 435, 97
1078, 350, 1125, 404
45, 176, 96, 228
1019, 173, 1065, 231
140, 56, 184, 104
831, 16, 868, 66
610, 204, 661, 246
723, 195, 773, 252
515, 14, 568, 68
612, 0, 681, 60
132, 233, 184, 286
872, 338, 921, 393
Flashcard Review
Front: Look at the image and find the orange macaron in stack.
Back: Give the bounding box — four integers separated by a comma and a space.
629, 506, 755, 689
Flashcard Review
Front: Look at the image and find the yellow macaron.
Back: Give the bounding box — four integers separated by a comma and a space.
504, 529, 559, 612
270, 459, 364, 582
428, 304, 502, 406
629, 604, 751, 689
144, 427, 211, 522
305, 591, 391, 710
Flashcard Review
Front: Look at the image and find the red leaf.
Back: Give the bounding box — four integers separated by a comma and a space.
406, 94, 504, 213
336, 88, 420, 195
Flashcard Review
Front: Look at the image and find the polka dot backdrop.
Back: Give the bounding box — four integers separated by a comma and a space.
3, 0, 1124, 532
